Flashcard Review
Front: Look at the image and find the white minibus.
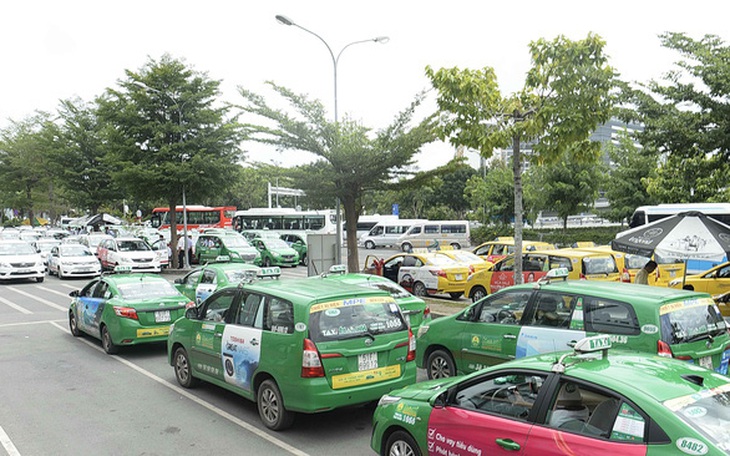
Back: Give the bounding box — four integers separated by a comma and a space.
395, 220, 471, 252
359, 219, 426, 249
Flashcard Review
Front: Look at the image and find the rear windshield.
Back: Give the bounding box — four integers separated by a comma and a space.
660, 298, 727, 344
118, 240, 150, 251
308, 296, 408, 342
664, 383, 730, 451
625, 254, 650, 269
222, 236, 251, 248
582, 255, 618, 275
117, 281, 180, 299
60, 246, 94, 257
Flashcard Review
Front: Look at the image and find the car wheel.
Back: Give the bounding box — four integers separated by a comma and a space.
301, 254, 308, 266
257, 379, 294, 431
365, 240, 375, 250
36, 276, 44, 283
683, 285, 695, 291
449, 292, 462, 300
69, 311, 81, 337
426, 349, 456, 379
470, 286, 487, 302
48, 266, 55, 277
263, 257, 271, 267
385, 430, 421, 456
173, 347, 200, 388
58, 268, 65, 280
450, 243, 461, 250
100, 325, 119, 355
412, 281, 427, 297
401, 243, 412, 253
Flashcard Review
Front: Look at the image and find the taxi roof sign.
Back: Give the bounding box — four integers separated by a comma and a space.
214, 255, 231, 262
327, 264, 347, 275
536, 267, 569, 287
552, 335, 612, 373
257, 267, 281, 279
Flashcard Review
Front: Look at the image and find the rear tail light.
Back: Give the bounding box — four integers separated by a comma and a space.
301, 338, 325, 378
621, 268, 631, 283
407, 329, 416, 361
185, 301, 196, 309
579, 273, 587, 280
468, 265, 475, 274
657, 340, 673, 358
113, 306, 138, 320
423, 306, 431, 320
429, 270, 448, 278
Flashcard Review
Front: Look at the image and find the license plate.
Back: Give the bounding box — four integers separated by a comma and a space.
154, 310, 171, 323
18, 268, 31, 273
358, 352, 378, 371
699, 356, 713, 370
455, 274, 463, 281
670, 271, 677, 277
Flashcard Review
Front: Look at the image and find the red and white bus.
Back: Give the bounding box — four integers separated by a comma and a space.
150, 205, 236, 231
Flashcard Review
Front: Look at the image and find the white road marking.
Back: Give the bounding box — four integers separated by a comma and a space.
5, 287, 66, 311
0, 320, 64, 329
36, 286, 74, 299
0, 424, 21, 456
48, 322, 310, 456
0, 296, 33, 315
59, 283, 81, 291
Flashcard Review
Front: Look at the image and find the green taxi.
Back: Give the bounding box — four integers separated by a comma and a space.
167, 268, 417, 430
312, 266, 431, 330
418, 269, 730, 379
250, 237, 299, 267
174, 260, 260, 304
195, 230, 261, 265
373, 335, 730, 455
280, 232, 308, 266
68, 269, 193, 354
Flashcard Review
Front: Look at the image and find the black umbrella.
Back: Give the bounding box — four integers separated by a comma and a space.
611, 211, 730, 286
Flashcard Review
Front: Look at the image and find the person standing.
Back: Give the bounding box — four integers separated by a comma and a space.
634, 260, 658, 285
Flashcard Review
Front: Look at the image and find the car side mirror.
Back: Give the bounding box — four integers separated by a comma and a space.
174, 278, 183, 284
432, 391, 448, 408
69, 290, 79, 297
185, 307, 199, 320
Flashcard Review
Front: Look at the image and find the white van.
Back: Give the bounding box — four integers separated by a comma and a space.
396, 220, 471, 252
359, 219, 426, 249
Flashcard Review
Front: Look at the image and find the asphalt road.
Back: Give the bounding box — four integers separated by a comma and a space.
0, 253, 444, 456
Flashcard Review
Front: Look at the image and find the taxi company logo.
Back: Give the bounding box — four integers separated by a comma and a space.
364, 338, 373, 346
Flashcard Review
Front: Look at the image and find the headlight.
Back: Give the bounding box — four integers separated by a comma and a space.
417, 324, 430, 339
230, 251, 241, 258
169, 323, 175, 334
0, 262, 10, 268
272, 252, 281, 257
377, 395, 402, 407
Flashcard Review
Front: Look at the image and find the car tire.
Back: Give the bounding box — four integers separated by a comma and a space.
69, 311, 81, 337
385, 430, 421, 456
36, 276, 44, 283
470, 286, 487, 302
58, 268, 65, 280
258, 379, 294, 431
449, 292, 462, 300
426, 349, 456, 379
173, 347, 200, 388
412, 281, 427, 297
401, 243, 412, 253
100, 325, 119, 354
450, 243, 461, 250
365, 240, 375, 250
301, 254, 308, 266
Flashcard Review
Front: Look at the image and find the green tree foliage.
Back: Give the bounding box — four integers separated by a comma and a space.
0, 113, 59, 223
602, 132, 658, 224
465, 160, 518, 225
238, 82, 435, 272
530, 147, 607, 228
96, 55, 243, 267
430, 162, 476, 218
627, 33, 730, 202
427, 33, 616, 283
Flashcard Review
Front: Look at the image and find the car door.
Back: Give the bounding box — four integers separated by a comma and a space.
188, 289, 239, 383
220, 290, 265, 392
516, 291, 585, 359
175, 269, 203, 302
196, 269, 218, 304
48, 246, 59, 273
77, 280, 109, 336
488, 255, 539, 293
382, 255, 404, 283
428, 370, 549, 455
459, 289, 533, 372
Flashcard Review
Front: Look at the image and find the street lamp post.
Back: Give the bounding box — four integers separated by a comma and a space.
134, 81, 191, 268
275, 14, 389, 265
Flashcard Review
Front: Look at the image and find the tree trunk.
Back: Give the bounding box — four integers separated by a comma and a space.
169, 199, 180, 269
343, 197, 360, 273
512, 133, 524, 285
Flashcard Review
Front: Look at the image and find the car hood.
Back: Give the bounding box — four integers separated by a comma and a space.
0, 254, 42, 263
390, 377, 454, 401
118, 251, 156, 260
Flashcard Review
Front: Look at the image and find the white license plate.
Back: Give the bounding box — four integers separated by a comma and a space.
358, 352, 378, 371
18, 268, 31, 273
155, 310, 171, 323
455, 274, 463, 281
699, 356, 713, 370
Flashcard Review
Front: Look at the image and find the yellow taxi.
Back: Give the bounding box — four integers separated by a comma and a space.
472, 237, 555, 263
364, 251, 471, 299
573, 245, 686, 286
668, 261, 730, 297
434, 247, 493, 274
463, 248, 620, 302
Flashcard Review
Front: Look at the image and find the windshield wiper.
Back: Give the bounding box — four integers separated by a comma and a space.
685, 333, 714, 344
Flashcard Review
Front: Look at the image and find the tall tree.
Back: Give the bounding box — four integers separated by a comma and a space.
96, 55, 244, 267
427, 33, 616, 283
627, 33, 730, 201
465, 160, 522, 226
238, 82, 435, 272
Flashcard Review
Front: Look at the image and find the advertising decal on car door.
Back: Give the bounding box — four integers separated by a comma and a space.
221, 325, 262, 392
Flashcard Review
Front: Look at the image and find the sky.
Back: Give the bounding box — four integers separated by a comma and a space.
2, 0, 729, 171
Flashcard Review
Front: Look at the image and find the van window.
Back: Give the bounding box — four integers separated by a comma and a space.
583, 297, 640, 335
370, 226, 384, 236
442, 224, 467, 234
424, 225, 439, 234
308, 300, 407, 342
410, 226, 422, 235
385, 225, 408, 235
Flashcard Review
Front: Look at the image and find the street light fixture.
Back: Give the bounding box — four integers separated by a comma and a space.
275, 14, 389, 265
133, 81, 191, 269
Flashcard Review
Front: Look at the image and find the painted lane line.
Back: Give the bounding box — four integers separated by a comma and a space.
0, 296, 33, 315
0, 319, 64, 329
0, 424, 21, 456
48, 322, 310, 456
5, 287, 66, 312
36, 286, 75, 299
59, 283, 80, 291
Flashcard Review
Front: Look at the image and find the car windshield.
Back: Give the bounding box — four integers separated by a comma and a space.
660, 297, 728, 344
222, 236, 251, 248
118, 240, 150, 251
308, 297, 407, 342
60, 246, 94, 257
224, 269, 257, 283
0, 243, 36, 255
664, 384, 730, 451
37, 242, 59, 253
263, 239, 289, 249
116, 280, 179, 299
